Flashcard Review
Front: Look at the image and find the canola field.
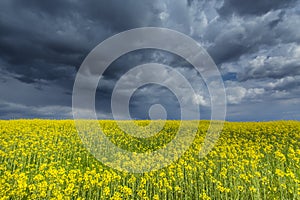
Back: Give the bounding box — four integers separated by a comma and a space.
0, 120, 299, 200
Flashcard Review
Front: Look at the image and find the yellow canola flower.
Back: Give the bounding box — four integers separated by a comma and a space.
0, 120, 299, 199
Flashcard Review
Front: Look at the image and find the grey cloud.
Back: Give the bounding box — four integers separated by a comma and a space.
237, 44, 300, 81
226, 99, 300, 121
267, 76, 300, 91
204, 10, 288, 65
0, 100, 72, 119
240, 58, 300, 81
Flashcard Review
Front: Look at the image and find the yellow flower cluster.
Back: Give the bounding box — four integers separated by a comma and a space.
0, 120, 299, 199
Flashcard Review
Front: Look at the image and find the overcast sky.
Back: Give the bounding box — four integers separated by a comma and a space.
0, 0, 299, 121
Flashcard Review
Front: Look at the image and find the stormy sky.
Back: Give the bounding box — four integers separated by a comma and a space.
0, 0, 299, 121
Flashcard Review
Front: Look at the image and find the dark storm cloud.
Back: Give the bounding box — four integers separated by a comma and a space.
0, 0, 163, 84
129, 84, 181, 120
12, 0, 76, 17
0, 0, 300, 120
79, 0, 163, 31
218, 0, 296, 16
101, 49, 196, 82
0, 0, 174, 119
